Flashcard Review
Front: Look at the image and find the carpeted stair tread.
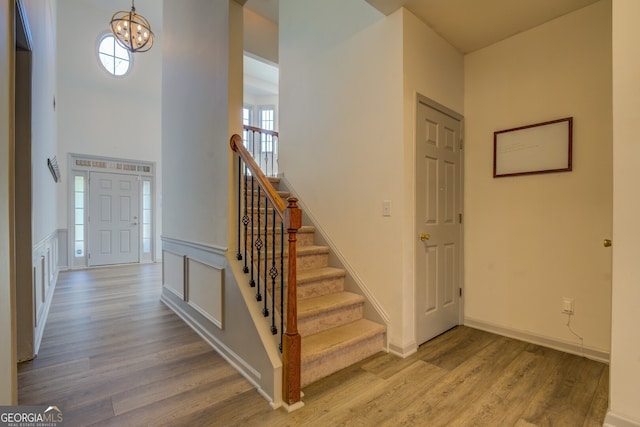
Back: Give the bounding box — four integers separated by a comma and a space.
297, 267, 346, 284
298, 292, 364, 319
296, 245, 330, 256
301, 319, 386, 363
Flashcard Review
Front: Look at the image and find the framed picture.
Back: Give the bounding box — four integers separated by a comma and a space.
493, 117, 573, 178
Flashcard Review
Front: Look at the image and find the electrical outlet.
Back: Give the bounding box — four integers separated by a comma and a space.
562, 297, 575, 315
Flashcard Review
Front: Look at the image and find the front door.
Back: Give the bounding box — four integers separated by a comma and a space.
88, 172, 140, 266
415, 99, 463, 345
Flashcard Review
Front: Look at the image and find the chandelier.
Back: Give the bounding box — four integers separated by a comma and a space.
110, 0, 154, 53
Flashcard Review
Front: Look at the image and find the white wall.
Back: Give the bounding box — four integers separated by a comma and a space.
23, 0, 56, 246
279, 0, 404, 348
279, 1, 464, 353
162, 0, 227, 246
401, 8, 464, 351
0, 0, 17, 405
56, 0, 162, 261
464, 0, 612, 358
607, 0, 640, 424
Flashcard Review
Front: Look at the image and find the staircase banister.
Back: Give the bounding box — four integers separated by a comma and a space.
243, 124, 279, 138
230, 134, 286, 221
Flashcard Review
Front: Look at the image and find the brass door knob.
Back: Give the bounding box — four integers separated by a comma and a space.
420, 232, 431, 241
603, 239, 612, 247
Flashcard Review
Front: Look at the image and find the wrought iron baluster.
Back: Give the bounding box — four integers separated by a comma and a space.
249, 177, 256, 286
279, 220, 284, 352
263, 195, 270, 316
270, 210, 278, 334
242, 164, 250, 272
237, 157, 243, 261
255, 186, 263, 302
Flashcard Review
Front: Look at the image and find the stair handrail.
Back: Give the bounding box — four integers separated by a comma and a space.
242, 125, 279, 177
230, 133, 302, 407
244, 124, 279, 138
231, 134, 285, 217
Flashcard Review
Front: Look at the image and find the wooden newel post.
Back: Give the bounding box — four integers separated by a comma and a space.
283, 197, 302, 405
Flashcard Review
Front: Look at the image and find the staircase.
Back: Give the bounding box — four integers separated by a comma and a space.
252, 177, 386, 387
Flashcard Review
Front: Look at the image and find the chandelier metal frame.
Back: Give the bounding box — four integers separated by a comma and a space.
110, 0, 154, 53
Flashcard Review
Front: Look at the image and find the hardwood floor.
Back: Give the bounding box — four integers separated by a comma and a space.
18, 264, 608, 426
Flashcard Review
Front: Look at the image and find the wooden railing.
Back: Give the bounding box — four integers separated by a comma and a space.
242, 125, 279, 177
230, 133, 302, 406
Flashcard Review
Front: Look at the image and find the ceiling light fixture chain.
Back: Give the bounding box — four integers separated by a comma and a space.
110, 0, 154, 53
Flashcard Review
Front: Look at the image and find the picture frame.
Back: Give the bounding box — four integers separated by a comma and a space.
493, 117, 573, 178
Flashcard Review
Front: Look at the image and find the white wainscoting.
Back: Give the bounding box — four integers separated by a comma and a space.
162, 250, 185, 299
186, 257, 224, 329
160, 236, 282, 407
32, 230, 60, 354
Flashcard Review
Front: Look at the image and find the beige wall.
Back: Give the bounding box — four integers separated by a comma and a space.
0, 0, 16, 405
608, 0, 640, 424
243, 7, 277, 63
464, 0, 612, 357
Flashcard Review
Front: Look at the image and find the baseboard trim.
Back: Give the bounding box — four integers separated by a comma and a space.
604, 411, 640, 427
464, 317, 610, 363
388, 341, 417, 358
33, 272, 57, 355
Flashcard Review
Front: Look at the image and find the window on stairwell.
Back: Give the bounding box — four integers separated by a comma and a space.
258, 106, 275, 153
242, 104, 254, 152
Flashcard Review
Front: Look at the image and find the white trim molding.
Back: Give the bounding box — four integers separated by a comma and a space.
604, 412, 640, 427
464, 317, 610, 363
32, 230, 61, 355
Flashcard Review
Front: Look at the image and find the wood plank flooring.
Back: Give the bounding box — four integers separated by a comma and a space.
18, 264, 608, 426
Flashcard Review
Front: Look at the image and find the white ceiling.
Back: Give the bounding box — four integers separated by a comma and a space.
244, 54, 279, 97
245, 0, 601, 54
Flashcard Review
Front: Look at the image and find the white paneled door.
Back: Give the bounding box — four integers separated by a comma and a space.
416, 100, 463, 345
88, 172, 140, 266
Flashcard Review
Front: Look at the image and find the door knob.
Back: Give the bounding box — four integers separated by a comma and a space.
603, 239, 612, 247
420, 232, 430, 241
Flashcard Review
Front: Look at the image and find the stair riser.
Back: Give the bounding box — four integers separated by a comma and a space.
301, 333, 384, 387
245, 193, 290, 207
298, 304, 363, 337
263, 275, 346, 310
245, 178, 280, 191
